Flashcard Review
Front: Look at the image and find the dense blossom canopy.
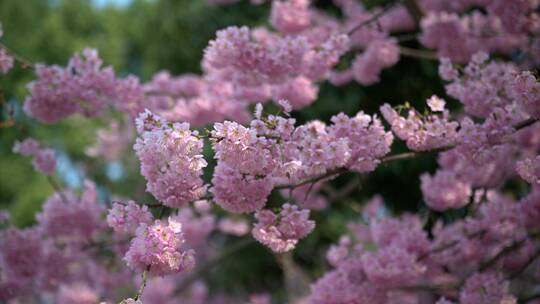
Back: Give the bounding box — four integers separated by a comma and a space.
2, 0, 540, 303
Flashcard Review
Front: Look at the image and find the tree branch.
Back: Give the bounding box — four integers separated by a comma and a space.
0, 42, 34, 70
514, 117, 538, 130
134, 266, 150, 301
347, 0, 403, 35
508, 245, 540, 280
403, 0, 424, 25
46, 176, 70, 204
399, 46, 439, 60
175, 237, 255, 293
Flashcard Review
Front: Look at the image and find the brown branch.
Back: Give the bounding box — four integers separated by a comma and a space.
514, 117, 537, 130
399, 46, 439, 60
275, 167, 347, 190
323, 175, 363, 202
479, 232, 540, 272
418, 230, 486, 261
381, 151, 418, 163
479, 238, 527, 272
508, 245, 540, 280
347, 0, 403, 35
403, 0, 424, 25
399, 282, 459, 292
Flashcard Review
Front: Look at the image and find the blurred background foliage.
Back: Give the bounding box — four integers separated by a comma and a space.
0, 0, 445, 299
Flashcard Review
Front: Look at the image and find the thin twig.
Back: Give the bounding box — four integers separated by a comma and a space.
275, 168, 346, 190
403, 0, 424, 25
399, 46, 439, 60
381, 151, 418, 163
418, 230, 486, 261
0, 42, 34, 70
479, 232, 540, 272
134, 266, 150, 301
323, 175, 362, 203
347, 0, 403, 35
175, 237, 254, 293
514, 117, 537, 130
395, 33, 419, 42
479, 239, 527, 272
399, 282, 459, 292
46, 176, 69, 204
508, 245, 540, 280
302, 181, 317, 204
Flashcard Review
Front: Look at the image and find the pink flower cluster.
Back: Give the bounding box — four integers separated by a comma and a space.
459, 272, 513, 304
330, 1, 413, 86
134, 110, 207, 208
308, 212, 430, 303
218, 218, 249, 236
0, 48, 13, 74
107, 201, 154, 236
200, 25, 349, 110
209, 105, 392, 214
0, 24, 14, 74
380, 100, 458, 152
13, 138, 57, 175
328, 112, 394, 172
511, 71, 540, 120
124, 217, 195, 276
143, 71, 252, 126
205, 26, 349, 85
443, 52, 520, 118
420, 11, 529, 63
5, 2, 540, 303
86, 121, 134, 161
517, 156, 540, 184
23, 48, 144, 123
420, 170, 472, 211
270, 0, 311, 34
252, 203, 315, 252
307, 187, 539, 303
37, 181, 102, 242
352, 39, 400, 85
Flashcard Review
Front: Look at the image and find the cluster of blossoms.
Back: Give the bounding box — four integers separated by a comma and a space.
23, 48, 145, 123
252, 203, 315, 252
410, 52, 540, 210
0, 24, 14, 74
380, 95, 459, 152
124, 217, 195, 276
517, 156, 540, 185
86, 121, 134, 161
37, 181, 103, 242
207, 105, 392, 229
132, 104, 393, 251
419, 0, 540, 63
307, 188, 540, 303
107, 201, 154, 237
15, 0, 540, 128
13, 138, 56, 175
0, 182, 131, 303
133, 110, 207, 208
202, 25, 349, 110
